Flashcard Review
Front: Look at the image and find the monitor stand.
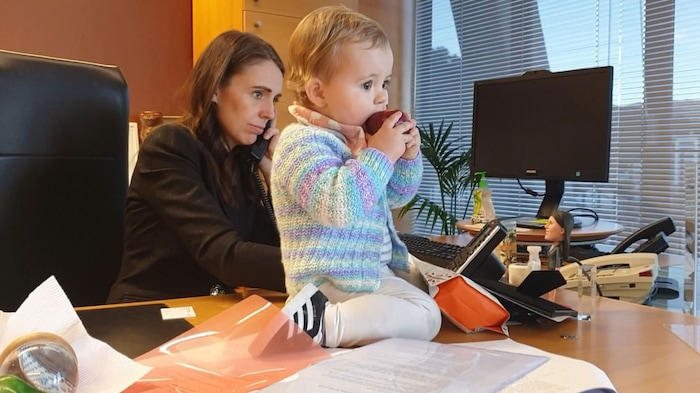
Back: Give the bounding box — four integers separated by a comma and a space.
516, 180, 581, 229
535, 179, 565, 219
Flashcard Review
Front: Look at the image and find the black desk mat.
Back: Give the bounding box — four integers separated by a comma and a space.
77, 303, 194, 358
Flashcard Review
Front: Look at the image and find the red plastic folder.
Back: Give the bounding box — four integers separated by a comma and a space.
123, 295, 330, 392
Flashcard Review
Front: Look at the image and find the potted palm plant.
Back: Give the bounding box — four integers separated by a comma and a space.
399, 120, 479, 235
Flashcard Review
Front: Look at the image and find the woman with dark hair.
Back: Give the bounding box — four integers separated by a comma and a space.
544, 210, 575, 270
108, 30, 286, 303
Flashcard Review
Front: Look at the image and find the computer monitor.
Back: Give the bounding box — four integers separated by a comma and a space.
470, 66, 613, 218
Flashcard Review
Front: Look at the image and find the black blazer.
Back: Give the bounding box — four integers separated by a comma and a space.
108, 124, 285, 302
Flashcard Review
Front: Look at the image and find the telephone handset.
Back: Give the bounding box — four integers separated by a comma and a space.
250, 120, 272, 163
249, 120, 278, 233
560, 252, 658, 278
610, 216, 675, 254
559, 252, 658, 300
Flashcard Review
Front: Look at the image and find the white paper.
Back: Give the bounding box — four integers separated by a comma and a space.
0, 276, 151, 393
261, 338, 616, 393
411, 257, 461, 290
410, 257, 502, 307
460, 339, 616, 393
128, 121, 139, 184
160, 306, 196, 320
260, 337, 548, 393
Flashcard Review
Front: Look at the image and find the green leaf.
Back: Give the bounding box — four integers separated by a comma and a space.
400, 120, 480, 235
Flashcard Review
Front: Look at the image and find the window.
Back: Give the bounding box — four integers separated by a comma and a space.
414, 0, 700, 254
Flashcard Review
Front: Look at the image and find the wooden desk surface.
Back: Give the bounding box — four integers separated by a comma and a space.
81, 287, 700, 392
457, 219, 624, 244
78, 233, 691, 392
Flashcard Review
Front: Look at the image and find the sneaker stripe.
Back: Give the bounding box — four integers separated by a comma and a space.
281, 283, 328, 345
301, 302, 310, 330
306, 292, 325, 339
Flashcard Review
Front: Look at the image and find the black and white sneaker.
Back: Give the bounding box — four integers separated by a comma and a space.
247, 283, 329, 357
281, 283, 328, 346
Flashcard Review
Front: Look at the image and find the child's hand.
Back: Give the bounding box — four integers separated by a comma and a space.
401, 122, 421, 160
366, 111, 414, 163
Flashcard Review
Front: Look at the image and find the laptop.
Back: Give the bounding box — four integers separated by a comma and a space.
399, 220, 577, 321
473, 271, 578, 320
398, 219, 506, 279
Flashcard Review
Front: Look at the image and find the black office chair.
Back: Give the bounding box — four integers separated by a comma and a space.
0, 50, 129, 310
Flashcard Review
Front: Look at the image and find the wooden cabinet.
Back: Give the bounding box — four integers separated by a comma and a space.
192, 0, 359, 128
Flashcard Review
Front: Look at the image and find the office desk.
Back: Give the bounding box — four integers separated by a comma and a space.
457, 219, 624, 244
80, 287, 700, 392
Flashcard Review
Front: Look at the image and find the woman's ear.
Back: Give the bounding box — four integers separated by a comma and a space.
212, 92, 219, 104
304, 78, 326, 108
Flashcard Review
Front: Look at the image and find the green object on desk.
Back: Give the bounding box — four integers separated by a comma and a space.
0, 375, 42, 393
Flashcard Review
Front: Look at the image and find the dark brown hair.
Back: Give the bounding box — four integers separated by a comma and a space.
180, 30, 284, 205
551, 210, 574, 260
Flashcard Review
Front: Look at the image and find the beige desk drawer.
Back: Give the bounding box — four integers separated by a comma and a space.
245, 0, 358, 19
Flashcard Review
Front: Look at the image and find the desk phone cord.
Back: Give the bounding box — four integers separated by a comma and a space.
569, 258, 604, 297
251, 163, 278, 234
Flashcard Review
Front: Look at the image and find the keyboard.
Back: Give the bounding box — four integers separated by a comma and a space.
398, 219, 507, 278
473, 278, 578, 319
398, 233, 464, 270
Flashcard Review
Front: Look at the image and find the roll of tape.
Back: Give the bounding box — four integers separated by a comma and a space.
508, 263, 530, 286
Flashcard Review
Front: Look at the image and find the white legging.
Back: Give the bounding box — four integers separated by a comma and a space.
317, 264, 442, 348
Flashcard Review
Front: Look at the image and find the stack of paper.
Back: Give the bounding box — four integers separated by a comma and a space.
260, 338, 616, 392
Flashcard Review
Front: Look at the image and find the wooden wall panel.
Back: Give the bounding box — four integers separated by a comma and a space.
0, 0, 413, 123
0, 0, 192, 121
359, 0, 414, 114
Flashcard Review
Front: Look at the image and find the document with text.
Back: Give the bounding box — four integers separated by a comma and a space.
261, 337, 548, 393
261, 337, 617, 393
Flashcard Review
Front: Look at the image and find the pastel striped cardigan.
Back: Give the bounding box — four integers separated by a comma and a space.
271, 123, 423, 295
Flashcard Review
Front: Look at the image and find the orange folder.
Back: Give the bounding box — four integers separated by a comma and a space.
123, 295, 330, 392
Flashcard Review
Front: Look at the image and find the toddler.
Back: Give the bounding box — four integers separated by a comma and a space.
271, 5, 442, 348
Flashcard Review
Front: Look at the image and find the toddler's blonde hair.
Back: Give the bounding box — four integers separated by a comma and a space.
287, 5, 390, 106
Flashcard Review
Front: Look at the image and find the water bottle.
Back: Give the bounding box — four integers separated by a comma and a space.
527, 245, 541, 272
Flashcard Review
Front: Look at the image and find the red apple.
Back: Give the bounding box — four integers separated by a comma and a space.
363, 109, 410, 135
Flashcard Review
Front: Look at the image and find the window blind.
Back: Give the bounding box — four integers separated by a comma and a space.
414, 0, 700, 255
